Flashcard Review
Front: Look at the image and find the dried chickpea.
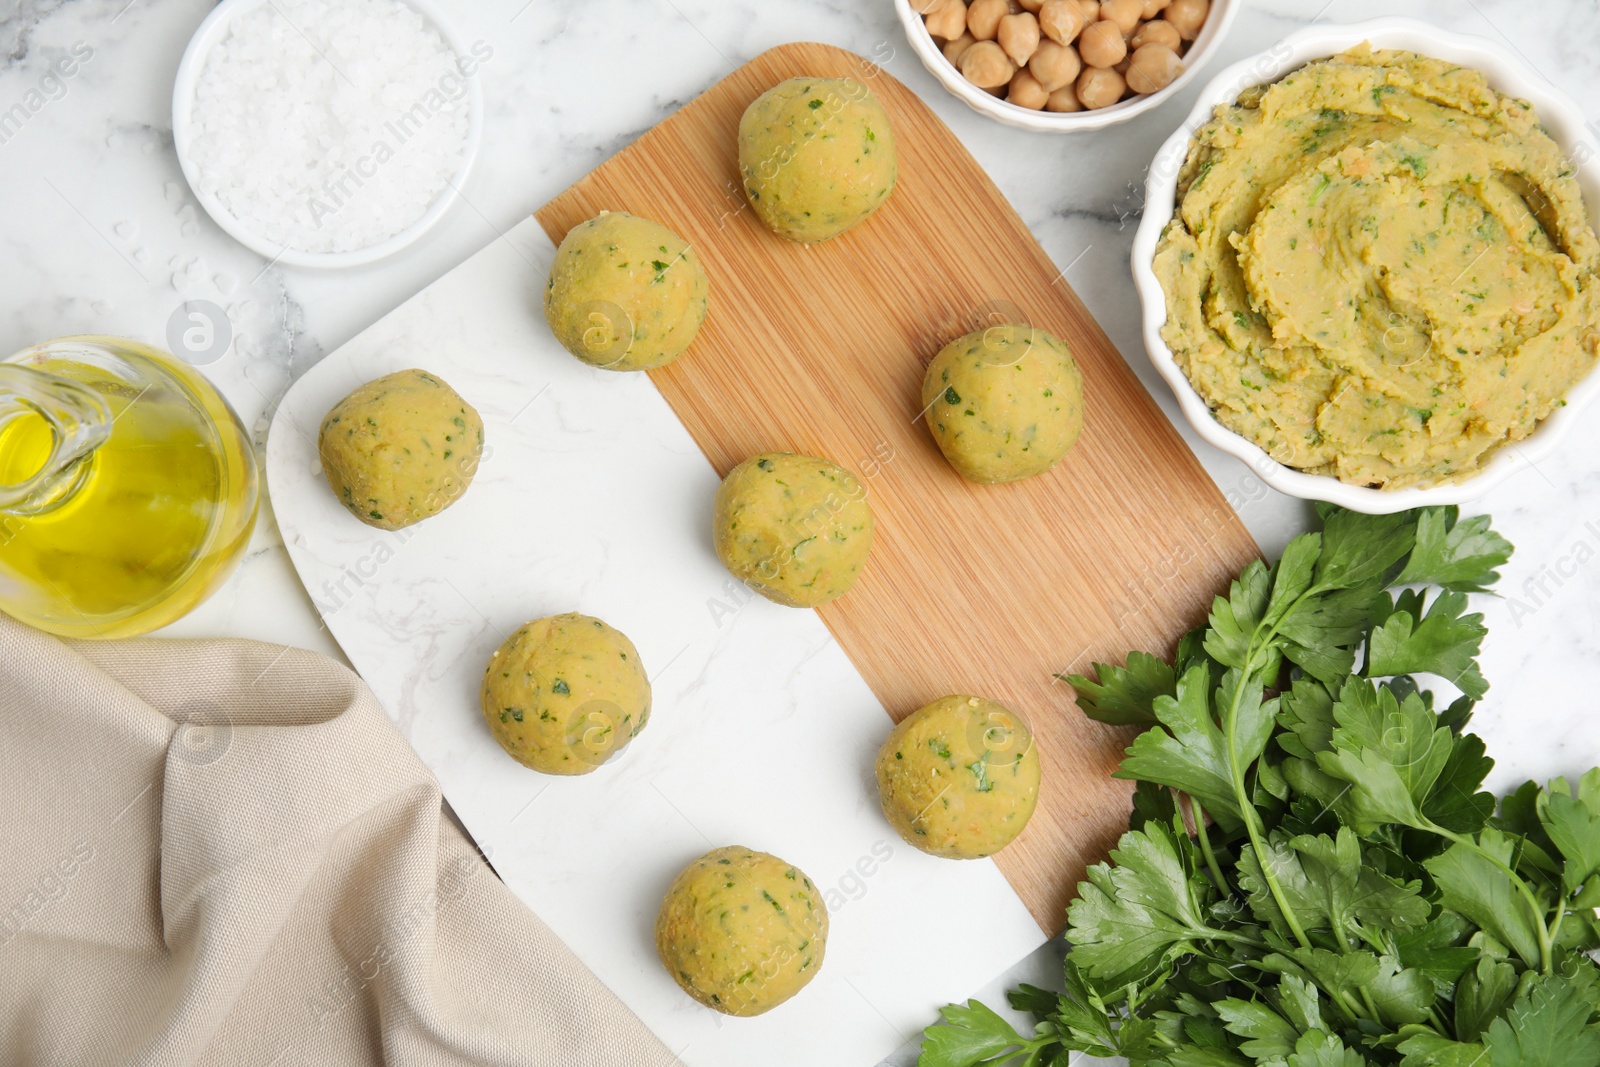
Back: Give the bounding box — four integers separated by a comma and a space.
1078, 20, 1126, 67
1164, 0, 1208, 40
1045, 85, 1084, 111
1126, 42, 1183, 93
997, 12, 1041, 66
925, 0, 969, 40
1114, 54, 1132, 74
1008, 69, 1050, 109
943, 31, 978, 64
1018, 0, 1045, 9
1129, 18, 1181, 51
1037, 0, 1085, 45
1076, 0, 1101, 20
913, 0, 943, 11
967, 0, 1009, 40
961, 40, 1016, 87
1076, 65, 1126, 108
1140, 0, 1169, 15
1027, 39, 1081, 92
1100, 0, 1143, 35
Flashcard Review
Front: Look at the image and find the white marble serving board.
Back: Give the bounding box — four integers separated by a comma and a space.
264, 217, 1047, 1067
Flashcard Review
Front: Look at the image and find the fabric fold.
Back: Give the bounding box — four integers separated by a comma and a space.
0, 614, 678, 1067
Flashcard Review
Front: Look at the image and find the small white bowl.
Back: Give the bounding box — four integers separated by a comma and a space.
172, 0, 484, 270
1132, 17, 1600, 514
894, 0, 1240, 133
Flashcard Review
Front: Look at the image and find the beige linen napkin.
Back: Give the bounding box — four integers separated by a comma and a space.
0, 613, 678, 1067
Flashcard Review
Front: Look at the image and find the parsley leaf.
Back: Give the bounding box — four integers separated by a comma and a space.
1422, 731, 1497, 834
1204, 559, 1275, 672
1277, 582, 1383, 684
1277, 677, 1337, 759
1273, 828, 1429, 937
1311, 504, 1416, 588
1115, 666, 1246, 830
1537, 769, 1600, 893
1277, 974, 1328, 1032
1365, 954, 1436, 1026
1027, 966, 1126, 1055
1214, 998, 1298, 1059
1396, 507, 1513, 592
1269, 531, 1322, 618
1366, 589, 1489, 698
1483, 971, 1600, 1065
1065, 820, 1220, 988
1068, 651, 1176, 726
1287, 1031, 1369, 1067
1394, 1031, 1490, 1066
917, 1001, 1043, 1067
1313, 679, 1452, 831
1236, 832, 1319, 937
1425, 829, 1547, 969
1454, 956, 1519, 1040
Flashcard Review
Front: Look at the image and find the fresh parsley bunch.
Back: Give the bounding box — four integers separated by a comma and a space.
920, 505, 1600, 1066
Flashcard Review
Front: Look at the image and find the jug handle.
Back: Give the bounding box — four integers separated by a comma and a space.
0, 364, 113, 512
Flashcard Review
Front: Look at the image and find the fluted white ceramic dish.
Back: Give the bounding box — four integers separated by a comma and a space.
1132, 17, 1600, 513
894, 0, 1240, 132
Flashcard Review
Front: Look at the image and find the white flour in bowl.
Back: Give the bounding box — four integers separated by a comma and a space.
188, 0, 474, 255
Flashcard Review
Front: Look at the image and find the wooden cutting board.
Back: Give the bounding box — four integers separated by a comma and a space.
537, 42, 1258, 932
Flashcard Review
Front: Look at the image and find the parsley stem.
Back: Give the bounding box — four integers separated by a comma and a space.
1230, 757, 1309, 947
1013, 1035, 1053, 1060
1334, 990, 1371, 1026
1549, 901, 1567, 957
1354, 924, 1388, 957
1358, 987, 1383, 1025
1191, 799, 1233, 897
1228, 589, 1319, 953
1236, 799, 1309, 950
1202, 926, 1270, 951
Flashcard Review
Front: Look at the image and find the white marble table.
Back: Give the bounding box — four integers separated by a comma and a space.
5, 1, 1599, 1062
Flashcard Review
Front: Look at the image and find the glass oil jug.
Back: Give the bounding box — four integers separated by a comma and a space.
0, 336, 258, 638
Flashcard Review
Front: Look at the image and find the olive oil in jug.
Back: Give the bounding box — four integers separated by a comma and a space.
0, 336, 258, 638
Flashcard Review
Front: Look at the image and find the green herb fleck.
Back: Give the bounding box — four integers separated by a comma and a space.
968, 760, 993, 793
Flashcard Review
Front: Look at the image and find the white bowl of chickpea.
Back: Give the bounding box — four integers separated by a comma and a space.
895, 0, 1239, 131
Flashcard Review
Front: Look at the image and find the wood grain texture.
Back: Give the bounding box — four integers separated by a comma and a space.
536, 42, 1259, 934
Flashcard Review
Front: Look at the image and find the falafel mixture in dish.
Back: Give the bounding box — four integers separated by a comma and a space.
1155, 45, 1600, 488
